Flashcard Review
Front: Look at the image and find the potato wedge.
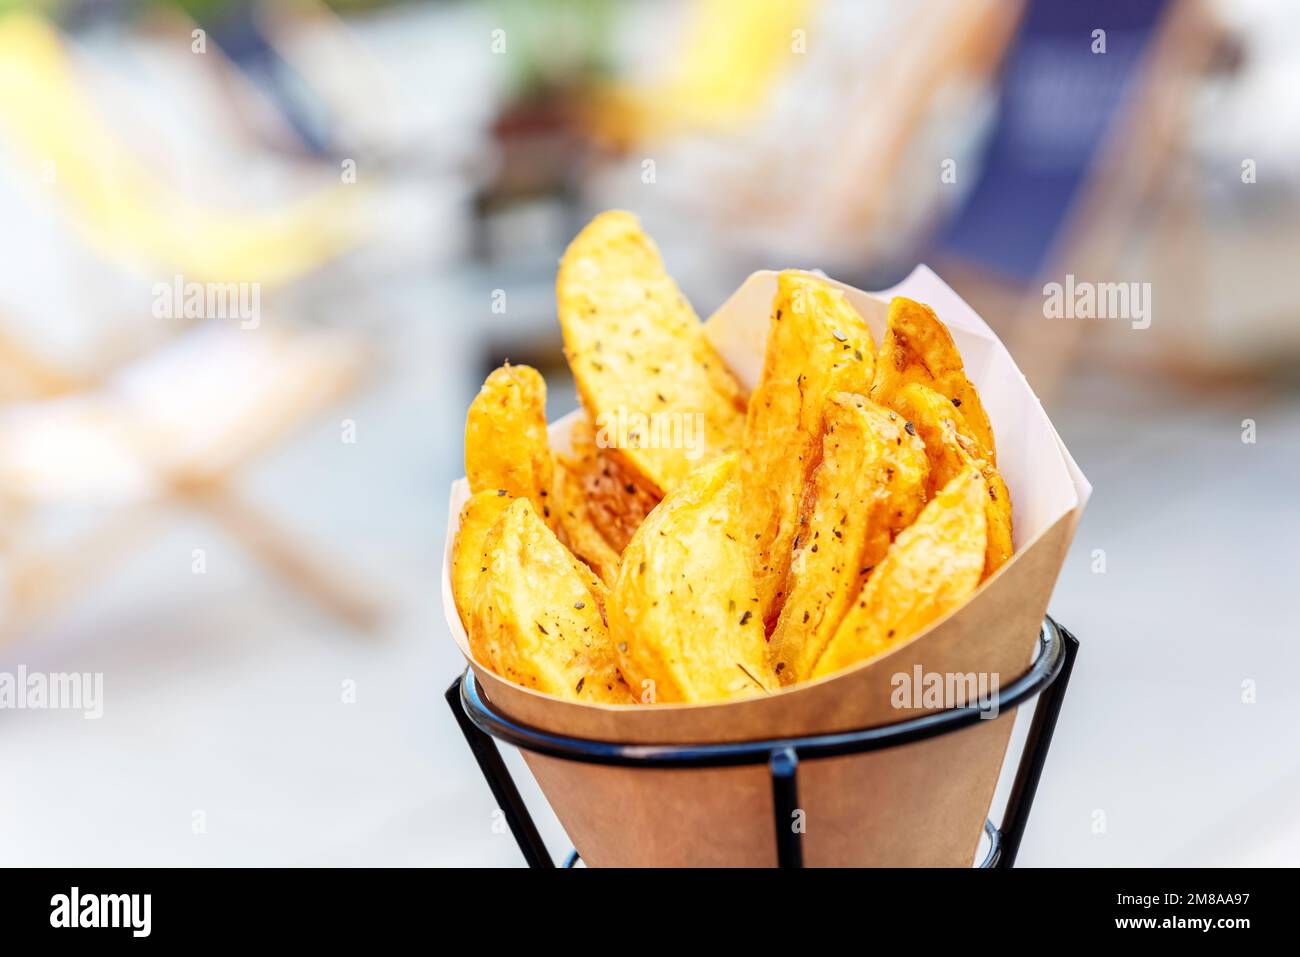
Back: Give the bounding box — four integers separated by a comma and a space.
886, 381, 973, 495
464, 364, 556, 528
557, 210, 746, 496
741, 272, 876, 624
554, 456, 622, 587
979, 466, 1013, 577
812, 468, 988, 679
610, 453, 776, 703
768, 394, 928, 685
872, 296, 996, 464
561, 419, 661, 553
450, 488, 515, 634
470, 498, 631, 703
887, 382, 1013, 577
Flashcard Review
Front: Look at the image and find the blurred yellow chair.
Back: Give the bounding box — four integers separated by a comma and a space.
0, 11, 363, 286
585, 0, 815, 146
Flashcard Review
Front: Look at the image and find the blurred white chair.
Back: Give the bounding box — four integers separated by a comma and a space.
0, 12, 385, 639
0, 323, 383, 642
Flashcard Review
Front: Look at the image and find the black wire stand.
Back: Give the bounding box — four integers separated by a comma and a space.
446, 616, 1079, 868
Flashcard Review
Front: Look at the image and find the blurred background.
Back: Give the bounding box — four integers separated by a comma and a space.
0, 0, 1296, 866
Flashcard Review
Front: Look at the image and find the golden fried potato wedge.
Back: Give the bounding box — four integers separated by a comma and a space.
812, 468, 988, 679
887, 382, 1013, 577
741, 272, 876, 624
610, 453, 776, 703
886, 381, 973, 495
584, 454, 660, 552
979, 465, 1014, 577
557, 419, 660, 555
470, 499, 631, 703
872, 296, 996, 464
557, 210, 746, 496
452, 489, 612, 639
768, 394, 928, 685
450, 489, 515, 634
554, 457, 622, 587
464, 364, 556, 528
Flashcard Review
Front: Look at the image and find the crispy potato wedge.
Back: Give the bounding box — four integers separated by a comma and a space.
470, 499, 631, 703
610, 453, 776, 703
768, 394, 928, 685
886, 381, 972, 495
557, 210, 746, 497
979, 466, 1013, 576
464, 364, 556, 528
554, 456, 623, 587
741, 272, 876, 623
561, 419, 661, 553
450, 489, 515, 634
887, 382, 1013, 577
812, 468, 988, 679
872, 296, 996, 464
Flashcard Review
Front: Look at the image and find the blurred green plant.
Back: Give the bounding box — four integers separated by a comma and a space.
489, 0, 617, 101
0, 0, 60, 17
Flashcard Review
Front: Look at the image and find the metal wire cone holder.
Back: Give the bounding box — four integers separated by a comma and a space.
446, 615, 1079, 868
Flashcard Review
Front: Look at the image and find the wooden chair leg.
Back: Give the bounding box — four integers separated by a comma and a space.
0, 504, 163, 647
181, 481, 385, 631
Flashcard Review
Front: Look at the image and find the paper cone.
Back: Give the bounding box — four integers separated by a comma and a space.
441, 266, 1091, 867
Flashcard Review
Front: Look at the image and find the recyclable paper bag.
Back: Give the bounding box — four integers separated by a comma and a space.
442, 266, 1091, 867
